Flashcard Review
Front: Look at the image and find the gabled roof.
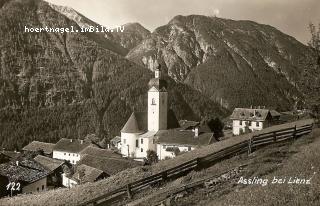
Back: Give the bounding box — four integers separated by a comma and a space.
0, 159, 49, 183
71, 164, 105, 183
179, 120, 200, 130
22, 141, 55, 155
53, 139, 93, 153
270, 110, 281, 117
156, 129, 215, 146
79, 146, 121, 159
110, 136, 121, 143
77, 155, 142, 176
121, 112, 147, 133
230, 108, 271, 121
0, 151, 20, 159
34, 155, 65, 172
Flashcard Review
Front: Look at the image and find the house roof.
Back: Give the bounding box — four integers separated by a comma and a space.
22, 141, 55, 154
53, 138, 92, 153
229, 108, 271, 121
34, 155, 65, 172
0, 151, 20, 159
270, 110, 281, 117
0, 159, 49, 183
156, 129, 215, 146
110, 136, 121, 143
77, 155, 142, 176
179, 120, 200, 130
71, 164, 105, 183
79, 146, 121, 159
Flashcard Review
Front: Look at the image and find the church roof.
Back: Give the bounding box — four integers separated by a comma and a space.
148, 78, 167, 90
121, 112, 148, 133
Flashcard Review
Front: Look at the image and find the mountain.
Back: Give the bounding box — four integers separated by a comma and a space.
49, 4, 151, 52
0, 0, 226, 150
127, 15, 317, 110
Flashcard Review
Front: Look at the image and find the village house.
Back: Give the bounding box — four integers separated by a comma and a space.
34, 155, 66, 189
62, 164, 107, 188
62, 153, 141, 188
230, 108, 281, 135
120, 63, 214, 160
156, 128, 215, 160
22, 141, 55, 157
0, 159, 49, 197
52, 138, 93, 164
0, 150, 20, 164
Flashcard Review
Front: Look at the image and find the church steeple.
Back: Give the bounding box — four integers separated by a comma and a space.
154, 63, 161, 79
147, 61, 168, 131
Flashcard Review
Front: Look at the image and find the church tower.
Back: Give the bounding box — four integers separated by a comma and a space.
148, 63, 168, 131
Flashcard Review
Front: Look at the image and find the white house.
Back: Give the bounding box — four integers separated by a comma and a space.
120, 64, 168, 159
52, 139, 92, 164
230, 108, 276, 135
156, 128, 215, 160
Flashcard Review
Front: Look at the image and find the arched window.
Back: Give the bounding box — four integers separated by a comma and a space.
151, 98, 156, 105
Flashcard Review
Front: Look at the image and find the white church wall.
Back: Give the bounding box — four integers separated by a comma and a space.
120, 132, 140, 157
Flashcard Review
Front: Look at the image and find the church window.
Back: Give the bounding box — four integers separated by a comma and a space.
256, 122, 259, 127
141, 139, 143, 144
240, 121, 242, 126
141, 148, 143, 152
136, 140, 139, 147
151, 98, 156, 105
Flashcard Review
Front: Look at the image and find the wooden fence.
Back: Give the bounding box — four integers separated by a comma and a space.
79, 120, 314, 206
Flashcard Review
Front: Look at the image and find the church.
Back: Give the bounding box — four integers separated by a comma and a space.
120, 64, 215, 160
120, 64, 168, 159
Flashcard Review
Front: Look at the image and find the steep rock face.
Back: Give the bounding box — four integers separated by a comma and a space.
127, 15, 316, 110
0, 0, 227, 150
49, 4, 150, 52
104, 22, 151, 50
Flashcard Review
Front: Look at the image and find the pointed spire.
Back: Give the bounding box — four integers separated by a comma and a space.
154, 60, 161, 79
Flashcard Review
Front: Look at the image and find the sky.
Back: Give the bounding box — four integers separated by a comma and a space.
46, 0, 320, 44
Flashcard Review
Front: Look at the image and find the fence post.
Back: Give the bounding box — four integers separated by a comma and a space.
162, 171, 168, 181
293, 125, 297, 140
273, 132, 277, 142
127, 184, 133, 199
195, 157, 202, 170
248, 136, 253, 154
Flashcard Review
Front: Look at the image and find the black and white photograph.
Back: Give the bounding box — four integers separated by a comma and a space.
0, 0, 319, 205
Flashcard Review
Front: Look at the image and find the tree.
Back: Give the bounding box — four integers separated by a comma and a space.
308, 23, 320, 65
207, 118, 224, 140
146, 150, 158, 165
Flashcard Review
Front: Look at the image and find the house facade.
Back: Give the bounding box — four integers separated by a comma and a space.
52, 139, 92, 164
230, 108, 275, 135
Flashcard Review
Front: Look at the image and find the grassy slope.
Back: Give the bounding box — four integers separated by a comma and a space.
127, 127, 320, 206
0, 120, 315, 206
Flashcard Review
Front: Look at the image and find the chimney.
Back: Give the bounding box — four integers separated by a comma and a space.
80, 140, 83, 144
16, 161, 19, 166
194, 127, 199, 138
